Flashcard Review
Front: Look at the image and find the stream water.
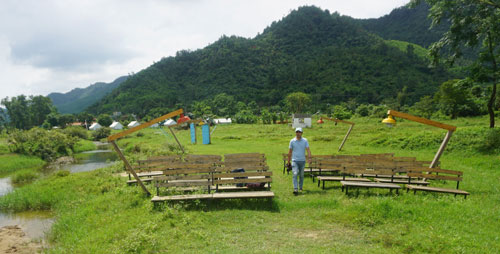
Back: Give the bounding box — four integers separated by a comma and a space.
0, 142, 118, 240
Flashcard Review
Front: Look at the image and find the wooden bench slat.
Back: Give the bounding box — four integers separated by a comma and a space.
407, 185, 469, 195
213, 178, 272, 185
408, 173, 462, 181
340, 181, 401, 189
162, 168, 215, 175
154, 174, 212, 181
317, 176, 371, 182
214, 172, 273, 178
374, 178, 429, 185
212, 191, 274, 199
156, 181, 212, 188
152, 194, 213, 201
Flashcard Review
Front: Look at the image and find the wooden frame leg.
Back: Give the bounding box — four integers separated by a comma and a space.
111, 141, 151, 196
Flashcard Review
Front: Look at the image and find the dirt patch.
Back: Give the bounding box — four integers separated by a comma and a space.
0, 225, 42, 253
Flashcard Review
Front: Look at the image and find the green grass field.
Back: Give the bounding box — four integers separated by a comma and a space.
1, 116, 499, 253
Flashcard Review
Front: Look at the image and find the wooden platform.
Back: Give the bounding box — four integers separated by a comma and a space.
151, 191, 275, 202
341, 181, 401, 195
407, 185, 470, 198
374, 178, 429, 185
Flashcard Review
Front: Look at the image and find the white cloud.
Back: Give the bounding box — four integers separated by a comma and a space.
0, 0, 409, 99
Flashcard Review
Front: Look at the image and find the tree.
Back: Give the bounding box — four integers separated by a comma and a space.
413, 0, 500, 127
285, 92, 311, 113
58, 114, 75, 128
435, 79, 480, 118
1, 95, 31, 129
97, 114, 113, 127
409, 95, 435, 119
77, 112, 94, 128
29, 95, 53, 127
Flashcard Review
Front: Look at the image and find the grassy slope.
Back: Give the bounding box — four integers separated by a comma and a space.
1, 116, 499, 253
0, 138, 46, 176
385, 40, 429, 60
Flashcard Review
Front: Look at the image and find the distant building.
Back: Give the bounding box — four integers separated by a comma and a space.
214, 118, 232, 124
109, 121, 123, 130
292, 113, 312, 128
89, 122, 102, 130
112, 112, 122, 118
127, 121, 140, 128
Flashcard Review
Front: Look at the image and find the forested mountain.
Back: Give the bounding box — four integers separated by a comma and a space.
87, 5, 454, 117
48, 76, 127, 114
356, 2, 448, 48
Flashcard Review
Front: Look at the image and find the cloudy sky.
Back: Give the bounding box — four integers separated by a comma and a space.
0, 0, 409, 99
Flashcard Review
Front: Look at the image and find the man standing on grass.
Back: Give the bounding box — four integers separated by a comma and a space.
288, 127, 312, 195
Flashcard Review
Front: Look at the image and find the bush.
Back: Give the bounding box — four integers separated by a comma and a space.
371, 105, 389, 118
11, 170, 39, 184
234, 110, 258, 124
479, 128, 500, 154
8, 128, 77, 161
261, 109, 273, 124
62, 126, 89, 139
356, 104, 372, 117
92, 127, 111, 141
332, 105, 352, 120
55, 170, 70, 177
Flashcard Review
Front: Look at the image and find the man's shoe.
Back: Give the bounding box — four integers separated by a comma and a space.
293, 190, 298, 195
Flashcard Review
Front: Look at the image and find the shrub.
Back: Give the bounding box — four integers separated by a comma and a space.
356, 104, 372, 117
371, 105, 389, 118
234, 110, 258, 124
8, 128, 76, 161
55, 170, 70, 177
62, 126, 89, 139
332, 105, 352, 120
11, 170, 39, 184
478, 128, 500, 154
92, 127, 111, 141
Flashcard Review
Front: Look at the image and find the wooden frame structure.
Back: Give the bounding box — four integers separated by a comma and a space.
321, 117, 355, 151
107, 109, 184, 195
385, 110, 457, 168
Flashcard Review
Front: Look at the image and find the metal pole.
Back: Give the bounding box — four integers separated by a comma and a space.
110, 140, 151, 196
338, 125, 354, 152
430, 130, 453, 168
168, 126, 185, 154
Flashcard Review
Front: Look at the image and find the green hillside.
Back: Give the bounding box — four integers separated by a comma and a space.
48, 76, 127, 114
88, 6, 454, 117
356, 2, 448, 48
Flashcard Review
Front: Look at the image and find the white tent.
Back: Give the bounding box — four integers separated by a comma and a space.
163, 119, 177, 126
128, 121, 140, 128
109, 121, 123, 130
149, 123, 159, 128
89, 122, 102, 130
214, 118, 232, 124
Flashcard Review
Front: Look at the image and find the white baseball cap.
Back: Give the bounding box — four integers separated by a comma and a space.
295, 127, 303, 133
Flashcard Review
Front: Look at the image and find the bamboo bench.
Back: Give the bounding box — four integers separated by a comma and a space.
339, 162, 401, 195
127, 155, 182, 184
151, 154, 274, 203
406, 168, 470, 198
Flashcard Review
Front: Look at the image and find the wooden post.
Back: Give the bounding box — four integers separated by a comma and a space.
110, 140, 151, 196
430, 130, 453, 168
168, 126, 185, 154
338, 124, 353, 152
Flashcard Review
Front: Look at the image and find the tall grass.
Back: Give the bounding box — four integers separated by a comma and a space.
0, 153, 45, 176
